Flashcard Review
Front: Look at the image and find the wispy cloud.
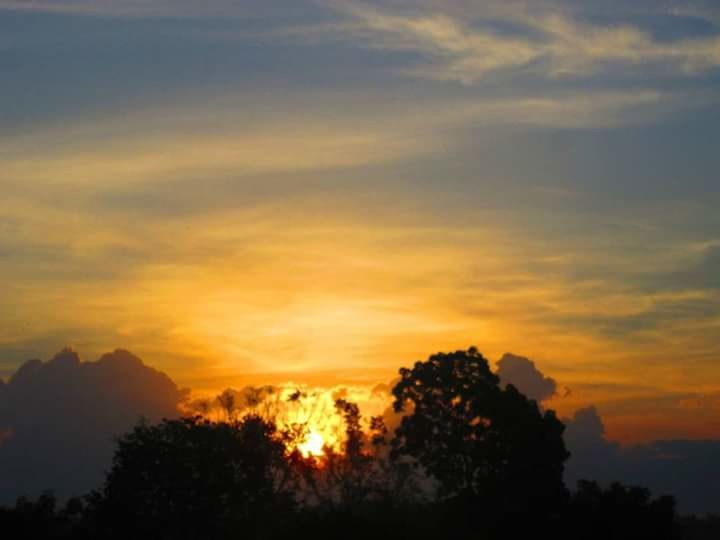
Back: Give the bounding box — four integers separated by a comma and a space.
0, 87, 674, 193
2, 129, 429, 187
9, 0, 720, 84
321, 1, 720, 83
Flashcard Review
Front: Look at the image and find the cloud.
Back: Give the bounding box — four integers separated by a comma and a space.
537, 242, 720, 342
564, 406, 622, 482
555, 295, 720, 340
0, 87, 677, 217
2, 125, 432, 189
2, 84, 674, 189
496, 352, 558, 402
324, 1, 720, 83
0, 348, 185, 503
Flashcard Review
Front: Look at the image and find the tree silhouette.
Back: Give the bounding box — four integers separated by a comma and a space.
391, 347, 569, 517
89, 415, 295, 539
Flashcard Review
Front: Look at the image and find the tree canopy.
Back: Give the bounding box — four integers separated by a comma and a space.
392, 347, 569, 513
89, 415, 294, 539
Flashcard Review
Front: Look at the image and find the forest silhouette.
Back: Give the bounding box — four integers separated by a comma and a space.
1, 347, 717, 539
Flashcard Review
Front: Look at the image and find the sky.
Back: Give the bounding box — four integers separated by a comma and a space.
1, 0, 720, 445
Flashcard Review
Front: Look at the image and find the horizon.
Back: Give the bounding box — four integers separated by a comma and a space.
2, 344, 720, 516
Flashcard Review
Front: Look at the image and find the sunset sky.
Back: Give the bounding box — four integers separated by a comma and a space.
1, 0, 719, 444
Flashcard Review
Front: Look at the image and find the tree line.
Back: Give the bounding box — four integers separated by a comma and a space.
1, 348, 717, 539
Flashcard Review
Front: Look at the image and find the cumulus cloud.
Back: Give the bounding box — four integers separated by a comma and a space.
563, 406, 622, 484
496, 352, 558, 402
0, 348, 184, 503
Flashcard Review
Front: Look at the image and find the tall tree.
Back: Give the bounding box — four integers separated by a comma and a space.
391, 347, 569, 515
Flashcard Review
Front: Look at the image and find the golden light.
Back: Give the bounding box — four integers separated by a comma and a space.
186, 383, 389, 457
298, 430, 326, 457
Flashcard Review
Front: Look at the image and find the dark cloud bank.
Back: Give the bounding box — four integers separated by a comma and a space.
0, 348, 184, 504
1, 348, 719, 514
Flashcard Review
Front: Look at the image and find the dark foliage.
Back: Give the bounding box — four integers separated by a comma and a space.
392, 347, 569, 515
87, 415, 295, 540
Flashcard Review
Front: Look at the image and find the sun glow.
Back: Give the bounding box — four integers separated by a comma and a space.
298, 430, 326, 457
188, 383, 390, 457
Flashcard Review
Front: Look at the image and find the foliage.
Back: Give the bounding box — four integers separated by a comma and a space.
88, 414, 294, 539
391, 347, 569, 514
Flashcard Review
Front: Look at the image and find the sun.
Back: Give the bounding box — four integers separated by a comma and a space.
298, 430, 326, 457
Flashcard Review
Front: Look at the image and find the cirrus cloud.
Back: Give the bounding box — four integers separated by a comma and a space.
321, 0, 720, 83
